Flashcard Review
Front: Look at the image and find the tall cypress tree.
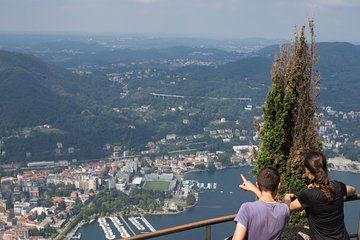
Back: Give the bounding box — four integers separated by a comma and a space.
254, 20, 321, 223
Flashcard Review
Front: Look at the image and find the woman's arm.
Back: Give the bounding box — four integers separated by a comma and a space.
346, 185, 356, 196
289, 199, 302, 212
284, 194, 302, 212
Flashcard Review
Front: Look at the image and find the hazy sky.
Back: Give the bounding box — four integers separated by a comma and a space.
0, 0, 359, 41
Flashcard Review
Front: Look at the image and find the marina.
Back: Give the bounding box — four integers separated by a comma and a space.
86, 215, 156, 239
109, 216, 131, 238
140, 214, 156, 232
98, 217, 116, 240
128, 216, 145, 231
196, 182, 217, 190
70, 233, 81, 239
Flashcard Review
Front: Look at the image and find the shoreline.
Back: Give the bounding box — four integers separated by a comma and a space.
327, 157, 360, 173
183, 164, 245, 177
63, 220, 85, 240
78, 162, 359, 225
137, 202, 198, 216
328, 168, 360, 174
183, 160, 360, 176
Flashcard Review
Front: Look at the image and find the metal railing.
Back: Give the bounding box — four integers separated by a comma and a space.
124, 194, 360, 240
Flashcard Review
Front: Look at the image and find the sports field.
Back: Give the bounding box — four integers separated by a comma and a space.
144, 181, 170, 191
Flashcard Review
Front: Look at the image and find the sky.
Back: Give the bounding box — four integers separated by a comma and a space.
0, 0, 359, 42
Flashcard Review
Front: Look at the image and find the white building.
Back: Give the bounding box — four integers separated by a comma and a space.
14, 202, 31, 216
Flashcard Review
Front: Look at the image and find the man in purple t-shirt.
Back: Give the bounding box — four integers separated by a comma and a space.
232, 167, 292, 240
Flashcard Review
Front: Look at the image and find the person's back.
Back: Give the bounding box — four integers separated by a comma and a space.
288, 152, 356, 240
234, 200, 289, 240
232, 166, 290, 240
298, 180, 349, 240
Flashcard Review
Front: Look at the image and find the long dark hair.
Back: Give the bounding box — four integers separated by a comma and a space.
304, 152, 335, 202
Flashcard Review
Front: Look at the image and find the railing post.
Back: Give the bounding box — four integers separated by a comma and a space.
205, 225, 211, 240
357, 214, 360, 240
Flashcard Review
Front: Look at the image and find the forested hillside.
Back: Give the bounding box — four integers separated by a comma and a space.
0, 50, 153, 162
1, 41, 359, 163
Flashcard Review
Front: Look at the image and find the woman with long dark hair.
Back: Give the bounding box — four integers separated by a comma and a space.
289, 152, 356, 239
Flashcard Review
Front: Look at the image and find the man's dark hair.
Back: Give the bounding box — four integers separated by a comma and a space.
257, 166, 280, 192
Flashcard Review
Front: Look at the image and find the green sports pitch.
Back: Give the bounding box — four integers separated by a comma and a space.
144, 181, 170, 191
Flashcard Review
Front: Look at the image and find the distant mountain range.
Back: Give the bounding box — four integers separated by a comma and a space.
0, 41, 359, 162
164, 42, 360, 110
258, 42, 360, 110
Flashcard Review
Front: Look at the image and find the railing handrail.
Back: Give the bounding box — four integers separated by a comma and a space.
344, 194, 360, 202
123, 194, 360, 240
124, 214, 236, 240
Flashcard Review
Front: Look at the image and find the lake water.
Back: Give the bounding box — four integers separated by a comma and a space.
77, 167, 360, 239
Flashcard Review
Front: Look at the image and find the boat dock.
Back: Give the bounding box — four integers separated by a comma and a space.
94, 214, 157, 239
128, 216, 145, 231
98, 217, 116, 240
140, 214, 156, 232
109, 216, 131, 238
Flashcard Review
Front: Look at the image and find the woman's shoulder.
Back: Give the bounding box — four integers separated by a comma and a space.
301, 187, 322, 195
297, 188, 325, 207
331, 180, 347, 195
331, 180, 346, 190
298, 188, 316, 199
332, 179, 346, 185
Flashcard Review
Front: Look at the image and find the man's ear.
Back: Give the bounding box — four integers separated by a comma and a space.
256, 182, 259, 188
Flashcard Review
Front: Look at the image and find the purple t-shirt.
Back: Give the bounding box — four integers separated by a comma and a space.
234, 200, 290, 240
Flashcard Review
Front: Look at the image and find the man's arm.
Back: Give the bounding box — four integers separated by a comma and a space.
232, 222, 247, 240
239, 174, 261, 198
